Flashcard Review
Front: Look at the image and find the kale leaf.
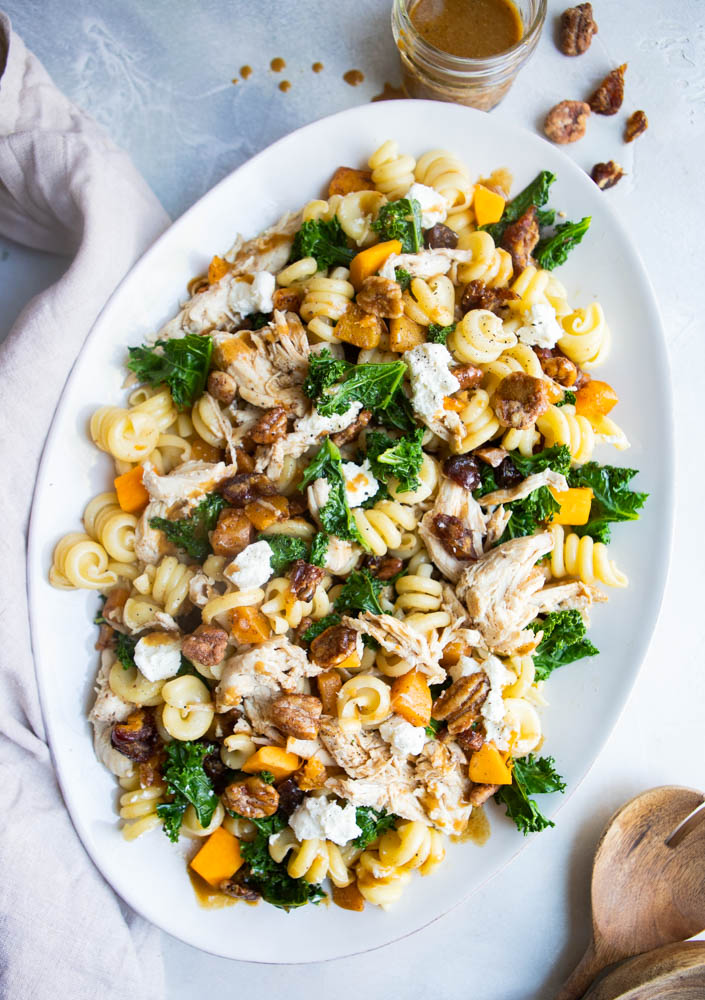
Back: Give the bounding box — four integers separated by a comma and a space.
495, 754, 566, 835
115, 633, 137, 670
240, 813, 326, 909
290, 217, 354, 269
371, 197, 423, 253
353, 807, 398, 849
567, 462, 648, 543
395, 266, 412, 291
556, 390, 577, 407
299, 613, 342, 644
481, 170, 556, 243
299, 440, 367, 548
309, 531, 330, 568
535, 217, 591, 271
334, 568, 384, 616
502, 486, 560, 541
510, 444, 572, 478
157, 740, 218, 843
303, 348, 352, 400
127, 334, 213, 410
529, 609, 599, 680
365, 427, 424, 494
150, 492, 226, 562
315, 361, 407, 419
427, 322, 456, 345
260, 534, 309, 574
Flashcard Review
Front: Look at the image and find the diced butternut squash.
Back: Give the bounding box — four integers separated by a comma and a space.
389, 314, 425, 352
468, 743, 513, 785
328, 166, 374, 197
390, 670, 432, 727
549, 486, 594, 526
189, 827, 243, 887
244, 495, 289, 530
208, 255, 229, 285
336, 650, 361, 673
473, 185, 506, 227
242, 746, 300, 780
272, 286, 304, 313
443, 395, 465, 413
189, 439, 224, 463
333, 303, 384, 348
332, 881, 366, 911
230, 605, 271, 645
317, 670, 343, 715
575, 379, 619, 419
349, 239, 403, 290
296, 756, 328, 790
440, 638, 469, 667
114, 466, 149, 514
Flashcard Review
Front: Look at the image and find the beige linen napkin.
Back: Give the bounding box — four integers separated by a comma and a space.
0, 13, 170, 999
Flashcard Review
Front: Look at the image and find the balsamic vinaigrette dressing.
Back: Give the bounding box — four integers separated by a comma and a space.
409, 0, 523, 59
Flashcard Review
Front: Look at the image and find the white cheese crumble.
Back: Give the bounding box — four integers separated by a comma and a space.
380, 714, 427, 756
341, 458, 379, 507
379, 248, 472, 282
142, 460, 228, 508
224, 540, 273, 590
449, 653, 482, 683
296, 401, 363, 440
480, 654, 514, 750
289, 795, 361, 846
227, 270, 276, 316
516, 302, 564, 349
407, 182, 449, 229
404, 342, 461, 422
133, 633, 182, 682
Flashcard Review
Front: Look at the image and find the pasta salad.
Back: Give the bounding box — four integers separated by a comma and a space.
50, 140, 647, 912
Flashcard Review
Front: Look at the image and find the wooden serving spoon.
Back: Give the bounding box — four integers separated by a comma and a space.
555, 785, 705, 1000
583, 941, 705, 999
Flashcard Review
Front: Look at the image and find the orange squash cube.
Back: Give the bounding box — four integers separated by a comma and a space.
208, 255, 229, 285
468, 743, 513, 785
328, 166, 374, 197
389, 314, 425, 352
244, 495, 289, 530
549, 486, 594, 526
575, 379, 619, 419
473, 185, 506, 227
333, 303, 384, 349
349, 240, 402, 290
241, 746, 300, 780
230, 605, 271, 645
190, 827, 243, 887
390, 670, 432, 727
114, 466, 150, 515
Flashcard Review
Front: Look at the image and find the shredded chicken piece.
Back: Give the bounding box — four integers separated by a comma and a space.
92, 721, 135, 778
188, 571, 218, 608
477, 469, 568, 508
419, 477, 486, 583
216, 637, 320, 707
134, 500, 172, 565
483, 505, 511, 549
532, 580, 607, 614
318, 718, 394, 779
142, 459, 235, 512
325, 769, 429, 825
89, 652, 132, 725
341, 612, 454, 685
224, 210, 302, 274
456, 533, 553, 654
414, 740, 473, 835
441, 584, 469, 626
378, 248, 473, 282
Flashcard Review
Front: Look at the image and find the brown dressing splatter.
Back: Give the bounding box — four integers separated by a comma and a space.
312, 61, 324, 73
409, 0, 523, 59
231, 78, 238, 85
188, 870, 238, 909
451, 806, 491, 846
270, 57, 286, 72
343, 69, 365, 87
240, 65, 252, 80
279, 80, 291, 93
371, 81, 407, 102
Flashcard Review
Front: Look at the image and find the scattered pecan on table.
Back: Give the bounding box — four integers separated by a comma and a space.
588, 64, 627, 116
625, 110, 648, 142
544, 100, 591, 144
591, 161, 625, 190
558, 3, 598, 56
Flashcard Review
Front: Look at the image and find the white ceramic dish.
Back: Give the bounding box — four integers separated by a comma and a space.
27, 100, 673, 963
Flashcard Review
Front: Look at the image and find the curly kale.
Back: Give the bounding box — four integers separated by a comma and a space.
371, 198, 423, 253
426, 322, 456, 346
528, 610, 599, 681
157, 741, 218, 843
299, 439, 368, 548
239, 814, 326, 909
353, 807, 398, 850
535, 217, 591, 270
481, 171, 556, 243
150, 492, 226, 562
495, 755, 566, 835
127, 334, 213, 410
334, 568, 384, 616
290, 217, 354, 269
567, 462, 648, 544
365, 428, 424, 495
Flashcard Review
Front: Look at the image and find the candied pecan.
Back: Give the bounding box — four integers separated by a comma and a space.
309, 624, 358, 668
270, 693, 323, 740
222, 777, 279, 818
432, 673, 490, 735
424, 223, 458, 249
432, 514, 478, 561
461, 280, 519, 315
219, 874, 261, 901
541, 353, 578, 386
452, 363, 484, 390
111, 709, 159, 763
235, 446, 255, 472
625, 109, 648, 143
103, 586, 129, 629
210, 507, 254, 556
95, 623, 115, 651
363, 554, 404, 580
559, 3, 598, 56
591, 161, 625, 191
589, 64, 627, 116
182, 624, 229, 666
275, 776, 305, 817
289, 559, 325, 601
469, 782, 501, 806
501, 206, 539, 274
219, 472, 277, 507
356, 275, 403, 319
494, 456, 523, 488
330, 407, 372, 447
493, 372, 549, 430
272, 286, 304, 313
250, 406, 288, 445
293, 616, 314, 644
207, 370, 237, 405
443, 454, 481, 491
544, 100, 591, 144
474, 446, 508, 468
455, 727, 484, 757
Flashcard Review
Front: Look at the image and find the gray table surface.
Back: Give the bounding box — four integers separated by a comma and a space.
4, 1, 704, 997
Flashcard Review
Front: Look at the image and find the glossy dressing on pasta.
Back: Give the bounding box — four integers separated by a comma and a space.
409, 0, 523, 59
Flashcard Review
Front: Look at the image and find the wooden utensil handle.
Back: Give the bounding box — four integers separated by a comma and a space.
555, 941, 606, 1000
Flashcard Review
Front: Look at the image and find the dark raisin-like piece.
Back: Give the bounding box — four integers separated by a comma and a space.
443, 455, 481, 491
495, 457, 523, 488
424, 223, 459, 249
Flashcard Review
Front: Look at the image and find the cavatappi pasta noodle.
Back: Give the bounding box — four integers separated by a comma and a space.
51, 140, 646, 913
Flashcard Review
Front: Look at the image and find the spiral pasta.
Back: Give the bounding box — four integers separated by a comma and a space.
452, 388, 501, 454
368, 140, 416, 200
83, 492, 138, 564
414, 149, 473, 214
480, 342, 546, 396
90, 406, 160, 463
449, 309, 517, 365
337, 674, 392, 731
456, 230, 513, 287
403, 275, 456, 328
118, 775, 165, 840
559, 303, 611, 367
351, 500, 417, 557
260, 576, 332, 634
537, 403, 595, 465
300, 268, 355, 343
108, 661, 164, 706
548, 524, 628, 587
161, 674, 215, 741
191, 394, 228, 448
49, 532, 120, 591
394, 553, 443, 614
335, 190, 387, 247
269, 829, 355, 887
132, 556, 195, 616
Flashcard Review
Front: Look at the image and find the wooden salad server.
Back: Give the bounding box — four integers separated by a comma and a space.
555, 785, 705, 1000
582, 940, 705, 999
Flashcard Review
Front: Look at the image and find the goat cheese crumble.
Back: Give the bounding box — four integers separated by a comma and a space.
224, 540, 273, 590
289, 795, 361, 846
480, 654, 514, 750
380, 714, 427, 755
134, 633, 182, 682
228, 270, 276, 316
296, 401, 363, 440
341, 459, 379, 507
404, 342, 461, 421
516, 303, 564, 349
407, 182, 449, 229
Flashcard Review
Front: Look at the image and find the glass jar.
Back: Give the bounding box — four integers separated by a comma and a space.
391, 0, 546, 111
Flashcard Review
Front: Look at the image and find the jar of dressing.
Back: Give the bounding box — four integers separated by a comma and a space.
391, 0, 546, 111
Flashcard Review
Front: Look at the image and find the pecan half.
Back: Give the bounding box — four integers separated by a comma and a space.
207, 370, 237, 405
591, 161, 625, 191
493, 372, 549, 430
111, 709, 159, 763
210, 507, 254, 556
432, 513, 478, 560
363, 554, 404, 580
270, 693, 323, 739
219, 472, 277, 507
455, 727, 484, 757
222, 777, 279, 818
443, 454, 481, 491
461, 280, 519, 315
356, 275, 403, 319
534, 347, 590, 389
588, 64, 627, 116
468, 782, 501, 806
330, 407, 372, 447
625, 109, 648, 143
558, 3, 598, 56
250, 406, 288, 445
544, 100, 591, 144
501, 206, 539, 274
424, 223, 458, 249
452, 363, 484, 390
309, 624, 358, 668
432, 673, 490, 735
182, 624, 229, 666
289, 560, 325, 602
